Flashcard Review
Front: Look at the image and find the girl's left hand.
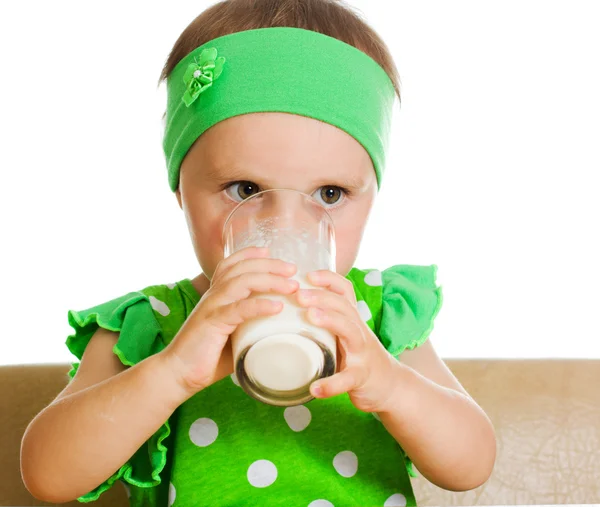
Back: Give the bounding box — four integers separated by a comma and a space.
297, 269, 401, 413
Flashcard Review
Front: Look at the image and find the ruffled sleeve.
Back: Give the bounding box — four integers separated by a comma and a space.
379, 264, 443, 357
65, 291, 170, 503
381, 265, 443, 478
350, 264, 443, 478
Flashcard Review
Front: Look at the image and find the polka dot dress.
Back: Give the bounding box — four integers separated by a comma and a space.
65, 264, 443, 506
170, 377, 414, 506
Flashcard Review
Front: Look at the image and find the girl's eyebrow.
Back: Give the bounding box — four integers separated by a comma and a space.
206, 164, 367, 191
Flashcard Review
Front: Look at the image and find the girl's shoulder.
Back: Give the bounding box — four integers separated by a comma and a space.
136, 278, 202, 340
65, 279, 200, 377
347, 264, 444, 357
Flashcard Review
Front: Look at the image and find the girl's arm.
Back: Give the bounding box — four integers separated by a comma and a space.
22, 249, 295, 503
20, 328, 190, 503
378, 339, 497, 492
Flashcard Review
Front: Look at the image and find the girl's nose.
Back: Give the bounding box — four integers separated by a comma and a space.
256, 189, 314, 230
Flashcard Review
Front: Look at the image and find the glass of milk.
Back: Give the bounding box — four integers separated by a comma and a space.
223, 188, 337, 406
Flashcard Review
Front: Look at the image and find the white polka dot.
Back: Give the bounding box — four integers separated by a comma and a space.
189, 418, 218, 447
168, 482, 176, 506
247, 459, 277, 488
364, 269, 382, 286
333, 450, 358, 478
166, 282, 176, 289
357, 300, 372, 322
308, 500, 334, 507
149, 296, 170, 316
284, 405, 312, 432
384, 493, 407, 506
231, 373, 240, 386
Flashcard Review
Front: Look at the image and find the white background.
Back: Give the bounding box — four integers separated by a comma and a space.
1, 1, 598, 365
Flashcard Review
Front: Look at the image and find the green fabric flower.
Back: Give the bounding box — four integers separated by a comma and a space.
182, 48, 226, 107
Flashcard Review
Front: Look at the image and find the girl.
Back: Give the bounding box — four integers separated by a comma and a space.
21, 1, 496, 506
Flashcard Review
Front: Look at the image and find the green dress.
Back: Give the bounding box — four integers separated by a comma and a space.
66, 265, 443, 507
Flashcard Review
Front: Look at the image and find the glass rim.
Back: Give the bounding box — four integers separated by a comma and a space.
221, 187, 335, 245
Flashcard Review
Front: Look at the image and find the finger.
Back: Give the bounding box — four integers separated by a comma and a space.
311, 368, 361, 399
210, 297, 284, 334
296, 287, 354, 316
219, 257, 297, 285
212, 246, 270, 286
306, 270, 357, 306
306, 307, 366, 355
217, 272, 299, 305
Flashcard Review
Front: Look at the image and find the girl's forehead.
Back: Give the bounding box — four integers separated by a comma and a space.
190, 113, 375, 185
205, 112, 362, 145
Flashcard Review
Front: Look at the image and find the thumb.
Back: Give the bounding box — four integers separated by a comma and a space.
311, 369, 359, 399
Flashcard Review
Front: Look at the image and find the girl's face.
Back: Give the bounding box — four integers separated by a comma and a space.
176, 112, 377, 280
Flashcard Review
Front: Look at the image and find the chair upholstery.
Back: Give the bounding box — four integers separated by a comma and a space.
0, 364, 128, 507
1, 360, 598, 506
412, 360, 600, 505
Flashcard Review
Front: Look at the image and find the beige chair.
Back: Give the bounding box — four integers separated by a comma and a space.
1, 360, 599, 506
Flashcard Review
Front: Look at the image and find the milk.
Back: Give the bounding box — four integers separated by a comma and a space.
231, 272, 337, 393
224, 199, 337, 405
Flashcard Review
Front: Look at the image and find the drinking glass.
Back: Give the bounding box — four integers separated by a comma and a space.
223, 188, 337, 406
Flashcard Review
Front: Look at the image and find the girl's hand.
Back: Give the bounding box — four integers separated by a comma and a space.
161, 246, 299, 397
297, 269, 399, 413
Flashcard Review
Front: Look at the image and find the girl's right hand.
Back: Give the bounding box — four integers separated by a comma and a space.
161, 246, 299, 398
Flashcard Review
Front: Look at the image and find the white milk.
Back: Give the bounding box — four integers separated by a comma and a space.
229, 224, 336, 395
231, 272, 337, 393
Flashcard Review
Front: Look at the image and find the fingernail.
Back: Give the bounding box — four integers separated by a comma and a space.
311, 382, 323, 397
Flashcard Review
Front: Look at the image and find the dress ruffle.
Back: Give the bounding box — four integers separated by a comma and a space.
66, 292, 170, 502
379, 264, 444, 357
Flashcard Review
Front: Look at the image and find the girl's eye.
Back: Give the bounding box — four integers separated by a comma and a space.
224, 182, 347, 207
225, 181, 260, 202
313, 186, 346, 207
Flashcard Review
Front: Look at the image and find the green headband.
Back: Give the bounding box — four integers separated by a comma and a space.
163, 27, 395, 192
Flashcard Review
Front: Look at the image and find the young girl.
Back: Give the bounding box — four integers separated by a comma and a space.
21, 1, 496, 506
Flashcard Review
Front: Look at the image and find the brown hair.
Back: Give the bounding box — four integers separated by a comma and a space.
158, 0, 401, 102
